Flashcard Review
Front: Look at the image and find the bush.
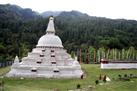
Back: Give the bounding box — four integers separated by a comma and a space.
118, 74, 122, 79
124, 74, 128, 78
95, 80, 99, 85
77, 84, 81, 89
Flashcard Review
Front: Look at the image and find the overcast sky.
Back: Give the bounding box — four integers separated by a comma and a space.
0, 0, 137, 20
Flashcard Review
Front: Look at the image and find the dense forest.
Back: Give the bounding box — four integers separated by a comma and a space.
0, 4, 137, 63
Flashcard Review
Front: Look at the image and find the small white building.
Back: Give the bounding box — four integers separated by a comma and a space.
6, 17, 83, 78
101, 58, 137, 69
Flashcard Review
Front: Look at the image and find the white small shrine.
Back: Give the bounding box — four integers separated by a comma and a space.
6, 17, 83, 78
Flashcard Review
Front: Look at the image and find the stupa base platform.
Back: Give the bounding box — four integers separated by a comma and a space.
6, 66, 83, 78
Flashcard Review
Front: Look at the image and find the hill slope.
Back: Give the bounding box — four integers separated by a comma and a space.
0, 4, 137, 61
55, 11, 137, 50
0, 4, 40, 21
41, 11, 61, 17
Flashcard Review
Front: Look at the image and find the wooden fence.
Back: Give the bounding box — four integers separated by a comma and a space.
0, 61, 13, 68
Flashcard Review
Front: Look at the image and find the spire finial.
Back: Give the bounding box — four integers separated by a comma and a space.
46, 16, 55, 34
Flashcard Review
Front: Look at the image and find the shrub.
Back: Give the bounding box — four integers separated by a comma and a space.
95, 80, 99, 85
77, 84, 81, 89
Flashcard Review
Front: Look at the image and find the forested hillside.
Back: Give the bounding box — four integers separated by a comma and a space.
0, 4, 137, 62
56, 11, 137, 50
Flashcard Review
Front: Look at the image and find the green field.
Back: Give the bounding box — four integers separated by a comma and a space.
0, 64, 137, 91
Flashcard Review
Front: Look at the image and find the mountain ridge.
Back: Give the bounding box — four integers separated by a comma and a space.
0, 4, 40, 21
0, 4, 137, 61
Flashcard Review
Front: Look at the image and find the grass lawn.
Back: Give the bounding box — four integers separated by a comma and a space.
0, 64, 137, 91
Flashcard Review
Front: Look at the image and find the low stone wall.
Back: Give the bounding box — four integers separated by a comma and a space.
101, 59, 137, 69
101, 63, 137, 69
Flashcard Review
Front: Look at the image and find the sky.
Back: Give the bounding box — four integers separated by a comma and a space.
0, 0, 137, 20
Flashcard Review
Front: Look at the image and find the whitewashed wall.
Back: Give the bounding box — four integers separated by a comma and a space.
101, 63, 137, 69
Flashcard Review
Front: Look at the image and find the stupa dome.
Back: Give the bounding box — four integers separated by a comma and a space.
37, 34, 63, 48
36, 17, 63, 48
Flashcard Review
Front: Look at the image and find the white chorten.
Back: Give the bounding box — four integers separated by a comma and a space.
6, 17, 83, 78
